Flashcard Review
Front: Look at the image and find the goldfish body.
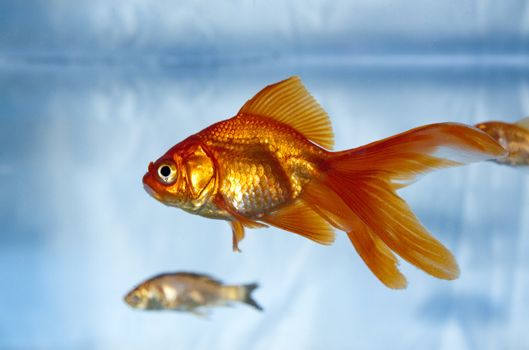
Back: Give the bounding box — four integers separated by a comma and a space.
124, 272, 262, 315
475, 118, 529, 166
143, 76, 505, 289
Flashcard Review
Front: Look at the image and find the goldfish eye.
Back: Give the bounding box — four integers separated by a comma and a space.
160, 165, 171, 177
157, 162, 177, 184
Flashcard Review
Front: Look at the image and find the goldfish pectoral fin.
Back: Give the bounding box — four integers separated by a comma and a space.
230, 220, 245, 253
515, 116, 529, 130
260, 200, 335, 245
238, 76, 334, 150
347, 225, 407, 289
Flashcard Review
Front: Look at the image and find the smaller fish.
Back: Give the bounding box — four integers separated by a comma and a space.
124, 272, 262, 316
475, 117, 529, 166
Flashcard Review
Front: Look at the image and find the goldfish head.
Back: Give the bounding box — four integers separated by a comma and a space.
124, 282, 164, 310
143, 140, 217, 214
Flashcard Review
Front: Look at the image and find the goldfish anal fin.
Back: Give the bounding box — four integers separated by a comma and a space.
238, 76, 335, 150
515, 116, 529, 131
260, 199, 335, 245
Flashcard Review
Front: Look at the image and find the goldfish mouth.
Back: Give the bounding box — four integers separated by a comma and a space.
142, 168, 163, 202
143, 181, 162, 201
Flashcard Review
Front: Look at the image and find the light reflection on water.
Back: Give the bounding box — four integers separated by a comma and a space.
1, 62, 528, 349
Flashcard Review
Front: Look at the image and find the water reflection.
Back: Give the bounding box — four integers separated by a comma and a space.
420, 292, 505, 324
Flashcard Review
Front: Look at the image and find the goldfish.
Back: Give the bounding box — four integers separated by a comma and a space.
124, 272, 262, 315
475, 117, 529, 166
143, 76, 505, 289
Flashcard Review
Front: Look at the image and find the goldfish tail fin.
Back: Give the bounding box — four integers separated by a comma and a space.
241, 283, 263, 311
334, 122, 506, 188
303, 123, 505, 288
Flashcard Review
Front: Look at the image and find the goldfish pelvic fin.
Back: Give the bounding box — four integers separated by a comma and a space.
238, 76, 334, 150
302, 180, 408, 288
215, 195, 268, 252
515, 116, 529, 130
230, 220, 245, 252
230, 218, 268, 252
261, 200, 335, 245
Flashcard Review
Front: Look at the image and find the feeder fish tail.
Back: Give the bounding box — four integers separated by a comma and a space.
475, 117, 529, 166
222, 283, 263, 311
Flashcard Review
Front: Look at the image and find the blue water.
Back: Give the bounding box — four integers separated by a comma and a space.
2, 1, 529, 349
1, 61, 528, 350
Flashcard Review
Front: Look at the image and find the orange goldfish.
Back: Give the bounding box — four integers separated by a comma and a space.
143, 76, 505, 289
475, 117, 529, 166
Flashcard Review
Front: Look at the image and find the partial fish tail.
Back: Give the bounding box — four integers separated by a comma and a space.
225, 283, 263, 311
241, 283, 263, 311
303, 123, 506, 289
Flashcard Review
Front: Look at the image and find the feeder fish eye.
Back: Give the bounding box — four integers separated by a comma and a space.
157, 162, 178, 184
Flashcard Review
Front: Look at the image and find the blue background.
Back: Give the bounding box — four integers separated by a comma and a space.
1, 1, 528, 349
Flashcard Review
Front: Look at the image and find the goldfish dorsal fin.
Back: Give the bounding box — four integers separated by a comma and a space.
515, 117, 529, 130
238, 76, 335, 150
